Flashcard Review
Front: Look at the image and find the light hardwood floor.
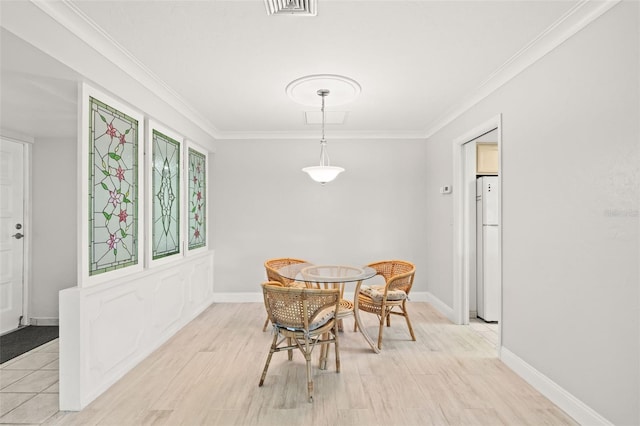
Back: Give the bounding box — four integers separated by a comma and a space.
41, 302, 576, 426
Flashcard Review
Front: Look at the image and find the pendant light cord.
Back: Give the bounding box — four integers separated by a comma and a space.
318, 89, 329, 167
321, 91, 326, 141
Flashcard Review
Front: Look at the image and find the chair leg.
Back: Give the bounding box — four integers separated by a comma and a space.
319, 334, 328, 370
377, 309, 387, 350
262, 315, 270, 332
333, 326, 341, 373
304, 342, 313, 402
403, 301, 416, 341
287, 337, 293, 361
259, 332, 279, 387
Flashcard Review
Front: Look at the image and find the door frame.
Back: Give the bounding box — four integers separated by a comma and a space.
452, 115, 502, 350
1, 132, 33, 331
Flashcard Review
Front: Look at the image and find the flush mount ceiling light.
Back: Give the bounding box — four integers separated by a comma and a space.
264, 0, 317, 16
302, 89, 344, 185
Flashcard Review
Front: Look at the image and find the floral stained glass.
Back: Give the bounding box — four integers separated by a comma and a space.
152, 130, 180, 260
188, 148, 206, 250
89, 97, 138, 275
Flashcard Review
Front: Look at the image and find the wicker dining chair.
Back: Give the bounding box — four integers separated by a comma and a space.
301, 266, 356, 333
354, 260, 416, 350
262, 258, 309, 332
259, 282, 341, 403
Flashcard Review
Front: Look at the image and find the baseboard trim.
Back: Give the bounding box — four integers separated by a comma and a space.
30, 317, 59, 326
406, 291, 428, 302
212, 292, 263, 303
500, 347, 613, 426
423, 292, 456, 323
213, 291, 444, 306
211, 291, 458, 321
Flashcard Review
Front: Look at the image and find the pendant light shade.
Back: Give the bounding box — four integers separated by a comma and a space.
302, 165, 344, 184
302, 89, 344, 184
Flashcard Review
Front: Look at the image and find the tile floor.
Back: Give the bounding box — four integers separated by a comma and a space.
0, 339, 59, 425
469, 317, 499, 349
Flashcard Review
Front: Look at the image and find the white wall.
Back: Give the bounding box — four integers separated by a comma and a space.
31, 137, 77, 320
212, 138, 429, 298
425, 3, 639, 424
424, 134, 455, 308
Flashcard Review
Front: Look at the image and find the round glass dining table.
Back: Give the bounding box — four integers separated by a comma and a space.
276, 263, 380, 354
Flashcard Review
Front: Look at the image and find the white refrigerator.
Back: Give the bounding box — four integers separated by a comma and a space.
476, 176, 500, 322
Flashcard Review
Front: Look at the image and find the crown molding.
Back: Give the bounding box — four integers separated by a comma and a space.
30, 0, 222, 140
424, 0, 621, 139
0, 128, 36, 144
216, 129, 427, 140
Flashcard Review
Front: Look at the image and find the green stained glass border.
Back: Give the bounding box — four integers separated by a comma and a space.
152, 129, 181, 260
188, 147, 206, 250
88, 96, 139, 276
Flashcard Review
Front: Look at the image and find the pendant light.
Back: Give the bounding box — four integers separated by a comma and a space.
302, 89, 345, 184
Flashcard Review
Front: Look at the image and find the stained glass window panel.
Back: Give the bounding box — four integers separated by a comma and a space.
89, 97, 139, 275
188, 148, 206, 250
152, 130, 180, 260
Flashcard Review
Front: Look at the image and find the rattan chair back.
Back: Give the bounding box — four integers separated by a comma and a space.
262, 258, 309, 332
262, 282, 339, 330
369, 260, 415, 295
264, 257, 308, 286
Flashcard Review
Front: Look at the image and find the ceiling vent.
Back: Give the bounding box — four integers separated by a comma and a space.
264, 0, 317, 16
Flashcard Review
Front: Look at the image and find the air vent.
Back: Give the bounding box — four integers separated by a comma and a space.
264, 0, 317, 16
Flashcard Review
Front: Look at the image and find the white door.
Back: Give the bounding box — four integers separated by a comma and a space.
0, 139, 25, 334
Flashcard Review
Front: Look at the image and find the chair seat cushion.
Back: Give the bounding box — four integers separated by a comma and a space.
282, 306, 335, 332
359, 285, 407, 303
309, 306, 336, 330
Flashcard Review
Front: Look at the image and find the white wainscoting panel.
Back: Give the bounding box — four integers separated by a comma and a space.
189, 256, 211, 303
59, 251, 214, 411
88, 288, 145, 383
151, 272, 186, 331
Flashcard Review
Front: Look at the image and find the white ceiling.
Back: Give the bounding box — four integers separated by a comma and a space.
0, 28, 79, 140
1, 0, 579, 141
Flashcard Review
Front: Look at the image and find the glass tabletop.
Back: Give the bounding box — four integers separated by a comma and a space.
276, 263, 377, 283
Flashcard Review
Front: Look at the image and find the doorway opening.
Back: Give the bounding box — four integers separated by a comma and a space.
452, 115, 502, 354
